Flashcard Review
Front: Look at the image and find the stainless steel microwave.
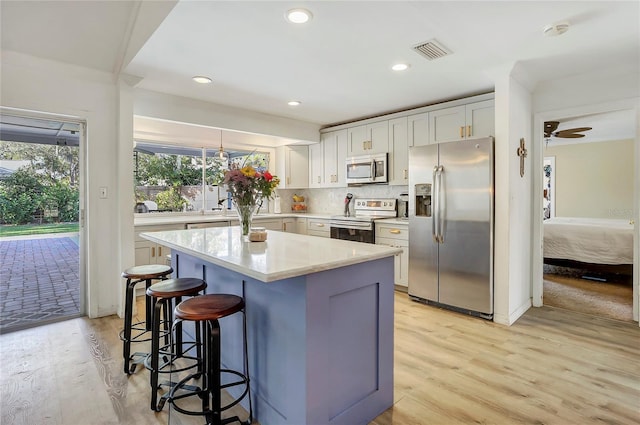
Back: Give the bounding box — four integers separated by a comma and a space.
345, 153, 388, 186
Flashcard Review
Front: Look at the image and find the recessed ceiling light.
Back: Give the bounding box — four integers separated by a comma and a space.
392, 63, 410, 71
286, 8, 312, 24
192, 76, 212, 84
288, 100, 301, 106
543, 21, 570, 37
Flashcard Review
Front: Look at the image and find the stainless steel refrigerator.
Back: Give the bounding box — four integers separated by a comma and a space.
408, 137, 494, 318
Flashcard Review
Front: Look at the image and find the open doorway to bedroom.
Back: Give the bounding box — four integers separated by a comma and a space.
0, 113, 85, 333
536, 108, 636, 322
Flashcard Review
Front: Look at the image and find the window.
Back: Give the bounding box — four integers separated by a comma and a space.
133, 142, 270, 213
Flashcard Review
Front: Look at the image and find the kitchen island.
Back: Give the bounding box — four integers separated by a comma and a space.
141, 226, 400, 425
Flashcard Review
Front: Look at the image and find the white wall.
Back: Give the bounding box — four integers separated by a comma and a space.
493, 69, 534, 325
1, 51, 120, 317
134, 89, 321, 144
544, 139, 634, 218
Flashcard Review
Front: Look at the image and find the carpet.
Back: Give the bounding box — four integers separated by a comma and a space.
543, 264, 633, 322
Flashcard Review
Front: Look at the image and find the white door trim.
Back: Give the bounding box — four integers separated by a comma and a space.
532, 98, 639, 324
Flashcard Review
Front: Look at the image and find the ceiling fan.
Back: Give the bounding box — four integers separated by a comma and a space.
544, 121, 592, 139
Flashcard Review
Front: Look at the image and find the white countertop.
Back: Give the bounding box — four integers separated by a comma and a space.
141, 227, 401, 282
134, 212, 333, 227
375, 218, 409, 226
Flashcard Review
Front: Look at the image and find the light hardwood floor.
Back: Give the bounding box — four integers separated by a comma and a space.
1, 292, 638, 425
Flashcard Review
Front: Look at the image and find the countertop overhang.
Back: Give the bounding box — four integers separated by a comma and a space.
141, 227, 401, 282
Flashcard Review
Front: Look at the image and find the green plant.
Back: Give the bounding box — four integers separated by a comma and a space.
155, 187, 186, 211
0, 168, 44, 224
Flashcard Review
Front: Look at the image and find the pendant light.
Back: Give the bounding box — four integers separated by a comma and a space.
218, 130, 229, 161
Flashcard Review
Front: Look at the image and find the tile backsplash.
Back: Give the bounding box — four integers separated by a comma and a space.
276, 186, 409, 216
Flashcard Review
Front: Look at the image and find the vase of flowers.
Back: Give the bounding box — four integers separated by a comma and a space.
223, 164, 280, 239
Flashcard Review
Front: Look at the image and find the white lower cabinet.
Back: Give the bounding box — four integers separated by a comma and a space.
253, 218, 283, 231
375, 221, 409, 289
135, 224, 185, 266
307, 217, 331, 238
296, 217, 308, 235
282, 217, 296, 233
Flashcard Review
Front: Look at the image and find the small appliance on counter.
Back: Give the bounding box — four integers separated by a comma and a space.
397, 193, 409, 219
343, 193, 353, 217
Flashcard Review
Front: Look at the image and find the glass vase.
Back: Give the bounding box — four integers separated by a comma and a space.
233, 198, 259, 239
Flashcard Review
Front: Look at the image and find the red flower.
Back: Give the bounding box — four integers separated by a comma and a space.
263, 171, 273, 182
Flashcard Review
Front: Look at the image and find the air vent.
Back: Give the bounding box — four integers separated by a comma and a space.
413, 39, 451, 60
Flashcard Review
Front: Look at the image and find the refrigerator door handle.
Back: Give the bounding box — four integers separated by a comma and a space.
437, 165, 445, 243
432, 166, 439, 242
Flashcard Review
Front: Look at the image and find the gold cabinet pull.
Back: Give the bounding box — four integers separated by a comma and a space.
287, 177, 290, 185
316, 223, 324, 227
158, 247, 162, 257
403, 169, 408, 180
460, 126, 464, 138
151, 247, 155, 258
389, 229, 401, 234
467, 125, 471, 137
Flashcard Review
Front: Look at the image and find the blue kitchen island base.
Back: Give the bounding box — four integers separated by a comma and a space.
174, 251, 394, 425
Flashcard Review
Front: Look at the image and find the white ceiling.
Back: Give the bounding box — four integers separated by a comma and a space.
1, 1, 638, 146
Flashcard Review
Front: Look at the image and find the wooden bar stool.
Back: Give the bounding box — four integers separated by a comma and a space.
119, 264, 173, 375
145, 277, 207, 412
168, 294, 253, 425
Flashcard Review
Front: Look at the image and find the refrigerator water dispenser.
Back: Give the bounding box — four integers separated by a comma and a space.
414, 184, 432, 217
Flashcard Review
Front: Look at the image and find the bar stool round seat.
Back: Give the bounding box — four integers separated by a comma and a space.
145, 277, 207, 412
119, 264, 173, 375
169, 294, 252, 425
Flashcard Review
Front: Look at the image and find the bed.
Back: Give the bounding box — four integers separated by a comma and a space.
543, 217, 634, 274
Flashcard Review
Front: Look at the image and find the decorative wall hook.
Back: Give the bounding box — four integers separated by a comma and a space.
517, 138, 527, 177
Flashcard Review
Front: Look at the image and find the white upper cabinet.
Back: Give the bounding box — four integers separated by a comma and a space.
466, 99, 495, 140
429, 99, 495, 144
323, 129, 348, 187
276, 145, 309, 189
308, 142, 324, 188
388, 117, 408, 186
407, 112, 429, 147
310, 130, 348, 188
347, 120, 389, 156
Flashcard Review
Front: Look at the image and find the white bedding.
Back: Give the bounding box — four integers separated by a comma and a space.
543, 217, 634, 265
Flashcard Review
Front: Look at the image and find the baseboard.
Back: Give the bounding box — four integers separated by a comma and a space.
493, 298, 532, 326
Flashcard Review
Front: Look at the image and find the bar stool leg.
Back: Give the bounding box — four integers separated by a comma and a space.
145, 278, 153, 331
207, 319, 222, 425
150, 297, 163, 411
122, 279, 135, 375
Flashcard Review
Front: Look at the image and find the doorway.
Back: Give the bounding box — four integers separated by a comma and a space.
533, 103, 638, 323
0, 113, 85, 333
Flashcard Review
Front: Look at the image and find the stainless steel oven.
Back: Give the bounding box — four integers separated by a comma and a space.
330, 217, 375, 243
330, 198, 397, 244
